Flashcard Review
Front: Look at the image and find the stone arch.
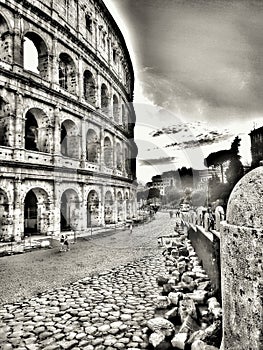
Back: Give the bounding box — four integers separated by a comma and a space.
24, 108, 51, 153
116, 142, 122, 170
104, 190, 114, 224
83, 70, 96, 104
23, 31, 49, 79
60, 189, 80, 231
101, 83, 109, 114
87, 190, 99, 227
104, 136, 113, 168
113, 94, 119, 123
59, 52, 76, 94
86, 128, 99, 163
24, 187, 50, 236
60, 119, 79, 158
117, 191, 124, 222
0, 13, 12, 63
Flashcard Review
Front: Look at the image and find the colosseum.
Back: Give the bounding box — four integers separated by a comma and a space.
0, 0, 138, 242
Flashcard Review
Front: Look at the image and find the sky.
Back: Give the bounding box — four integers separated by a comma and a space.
104, 0, 263, 184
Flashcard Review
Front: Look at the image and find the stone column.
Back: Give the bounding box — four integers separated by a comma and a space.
77, 56, 83, 100
220, 166, 263, 350
51, 36, 59, 87
14, 93, 24, 161
13, 12, 23, 70
13, 178, 23, 241
100, 185, 105, 226
113, 188, 118, 224
53, 106, 61, 157
112, 135, 116, 171
81, 117, 87, 166
100, 127, 105, 170
53, 182, 61, 237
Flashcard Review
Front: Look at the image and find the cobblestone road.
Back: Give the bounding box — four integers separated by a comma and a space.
0, 212, 177, 350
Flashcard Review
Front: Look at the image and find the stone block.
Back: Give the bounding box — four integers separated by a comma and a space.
179, 298, 197, 322
155, 296, 171, 309
149, 331, 165, 348
164, 307, 178, 320
168, 292, 183, 306
147, 317, 175, 337
171, 332, 188, 349
179, 315, 200, 334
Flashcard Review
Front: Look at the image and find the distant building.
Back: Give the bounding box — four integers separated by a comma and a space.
249, 126, 263, 168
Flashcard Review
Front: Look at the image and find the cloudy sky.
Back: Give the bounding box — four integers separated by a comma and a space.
105, 0, 263, 183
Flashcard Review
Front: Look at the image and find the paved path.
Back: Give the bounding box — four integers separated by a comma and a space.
0, 212, 177, 349
0, 256, 167, 350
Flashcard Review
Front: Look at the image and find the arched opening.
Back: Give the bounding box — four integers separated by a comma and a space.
113, 94, 119, 123
104, 136, 113, 168
85, 14, 93, 33
60, 120, 79, 158
116, 143, 122, 170
83, 70, 96, 104
25, 108, 51, 153
59, 53, 76, 94
60, 189, 79, 231
0, 189, 11, 241
23, 32, 49, 79
0, 98, 9, 147
25, 112, 38, 151
86, 129, 99, 163
101, 84, 109, 114
24, 188, 50, 236
117, 191, 123, 222
87, 190, 99, 227
0, 14, 12, 63
104, 191, 114, 224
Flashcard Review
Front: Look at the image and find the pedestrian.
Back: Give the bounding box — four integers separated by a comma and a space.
63, 234, 70, 251
59, 234, 65, 251
129, 223, 133, 234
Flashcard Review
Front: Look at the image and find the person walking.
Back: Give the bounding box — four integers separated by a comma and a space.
129, 222, 133, 234
63, 235, 70, 251
59, 234, 65, 252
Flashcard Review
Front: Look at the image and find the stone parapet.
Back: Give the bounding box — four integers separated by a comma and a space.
220, 166, 263, 349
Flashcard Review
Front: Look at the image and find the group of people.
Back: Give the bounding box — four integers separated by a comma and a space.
59, 234, 70, 252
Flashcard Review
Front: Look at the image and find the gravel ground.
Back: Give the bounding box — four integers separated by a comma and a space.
0, 212, 175, 306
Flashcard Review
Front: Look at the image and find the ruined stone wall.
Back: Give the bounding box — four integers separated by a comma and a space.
0, 0, 137, 241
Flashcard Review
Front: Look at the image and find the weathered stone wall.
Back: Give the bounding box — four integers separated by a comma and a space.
188, 225, 221, 301
220, 166, 263, 349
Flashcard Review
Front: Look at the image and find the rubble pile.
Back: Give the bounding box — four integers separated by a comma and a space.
147, 227, 222, 350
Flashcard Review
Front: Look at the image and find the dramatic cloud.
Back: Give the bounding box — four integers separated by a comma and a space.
139, 156, 177, 166
110, 0, 263, 123
149, 121, 233, 150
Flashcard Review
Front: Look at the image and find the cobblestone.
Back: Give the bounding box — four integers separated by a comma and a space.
0, 242, 170, 348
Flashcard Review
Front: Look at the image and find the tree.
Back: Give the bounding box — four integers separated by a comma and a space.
147, 188, 160, 200
163, 186, 181, 206
191, 190, 207, 207
204, 149, 230, 183
226, 136, 244, 186
178, 167, 193, 188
